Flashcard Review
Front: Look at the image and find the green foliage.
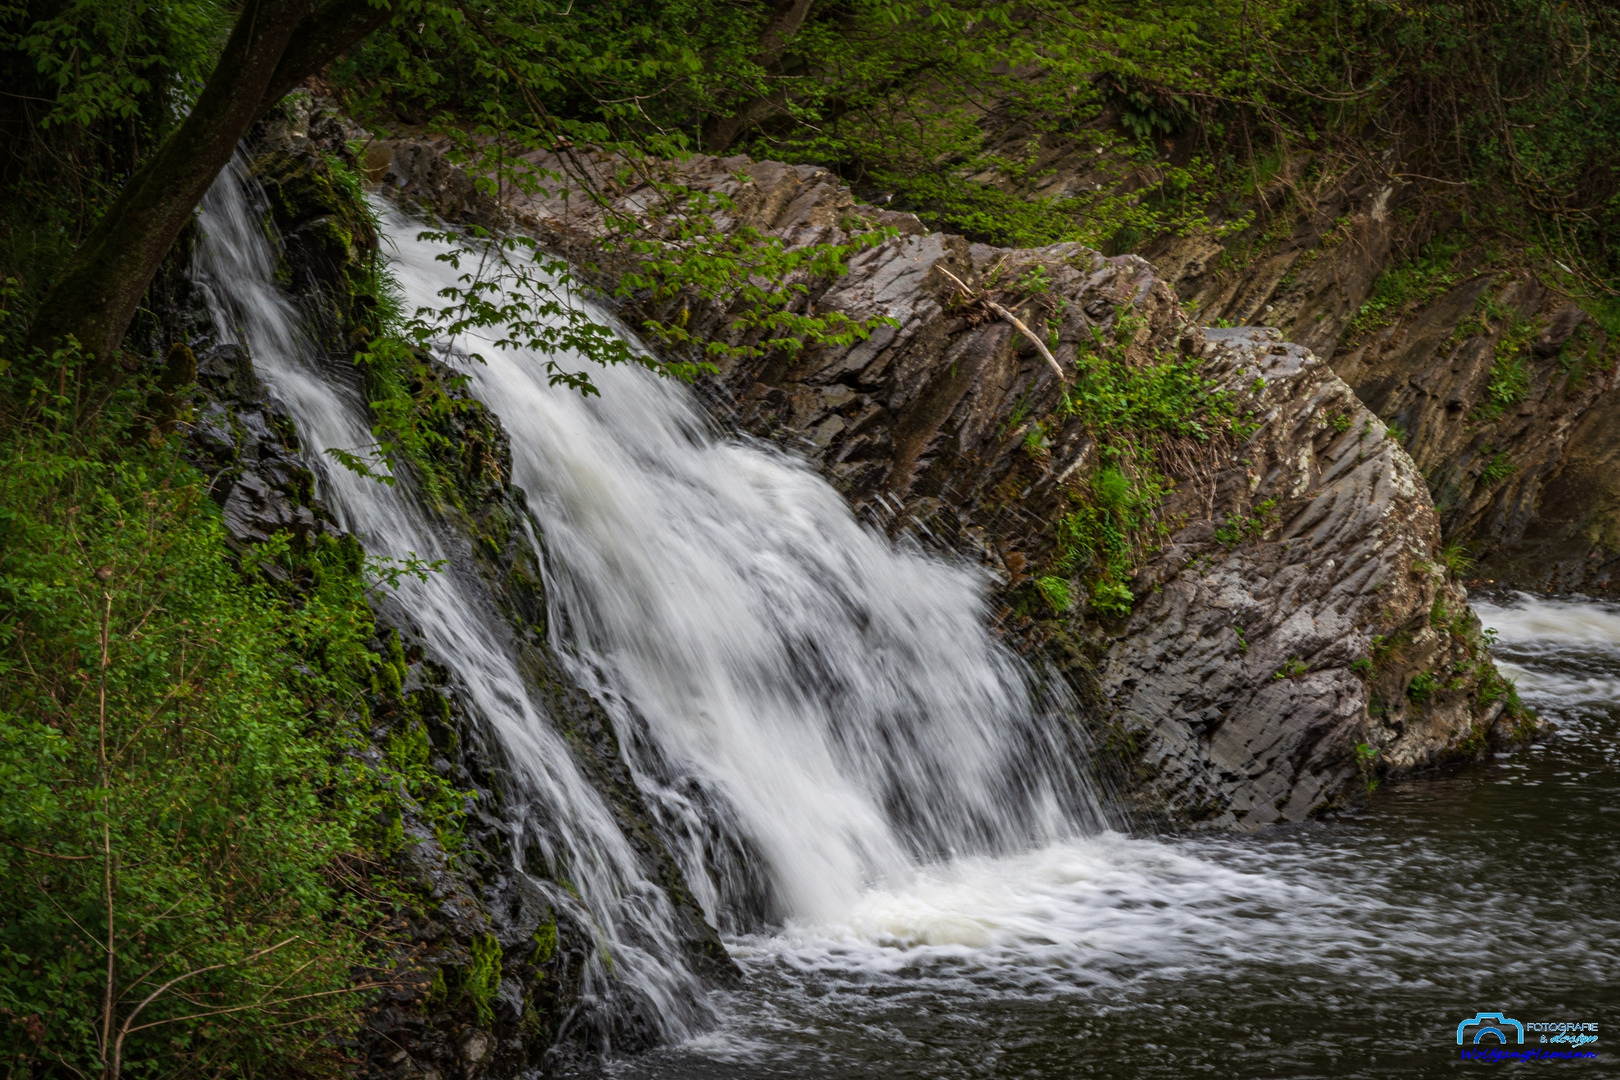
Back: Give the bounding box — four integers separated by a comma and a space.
1214, 498, 1280, 548
1090, 580, 1135, 619
1439, 540, 1475, 577
1481, 354, 1532, 416
1021, 421, 1050, 457
0, 365, 426, 1074
462, 933, 502, 1027
1343, 237, 1469, 344
1350, 656, 1373, 676
1039, 326, 1240, 617
1476, 659, 1526, 717
1479, 449, 1516, 487
1407, 670, 1438, 705
1035, 575, 1072, 614
0, 0, 233, 342
1353, 742, 1380, 794
612, 191, 897, 366
1273, 656, 1308, 680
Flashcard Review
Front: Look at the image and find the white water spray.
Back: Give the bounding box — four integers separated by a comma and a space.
379, 207, 1107, 932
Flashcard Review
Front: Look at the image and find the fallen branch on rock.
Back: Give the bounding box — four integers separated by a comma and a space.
936, 265, 1066, 381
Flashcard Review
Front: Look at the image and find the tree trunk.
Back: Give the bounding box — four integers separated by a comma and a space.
27, 0, 396, 379
701, 0, 817, 152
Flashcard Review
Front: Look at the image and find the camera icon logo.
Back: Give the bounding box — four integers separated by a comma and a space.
1457, 1013, 1525, 1045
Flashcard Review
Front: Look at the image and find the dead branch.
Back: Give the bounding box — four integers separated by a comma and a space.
935, 266, 1066, 381
1, 840, 93, 861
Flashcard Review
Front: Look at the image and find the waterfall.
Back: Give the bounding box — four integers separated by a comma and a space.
191, 155, 711, 1043
378, 206, 1108, 933
191, 150, 1106, 1050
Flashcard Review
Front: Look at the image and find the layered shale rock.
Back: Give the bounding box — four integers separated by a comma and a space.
962, 108, 1620, 595
385, 142, 1530, 828
1106, 328, 1505, 827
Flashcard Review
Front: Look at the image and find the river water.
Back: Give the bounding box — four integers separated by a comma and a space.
602, 592, 1620, 1078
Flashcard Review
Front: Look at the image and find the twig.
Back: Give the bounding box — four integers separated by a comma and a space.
97, 571, 115, 1073
1, 839, 93, 861
112, 937, 307, 1075
935, 266, 1066, 381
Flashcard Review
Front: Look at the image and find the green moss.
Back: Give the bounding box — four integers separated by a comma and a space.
532, 915, 559, 966
463, 932, 503, 1027
377, 655, 404, 697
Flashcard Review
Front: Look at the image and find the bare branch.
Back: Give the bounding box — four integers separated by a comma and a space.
1, 839, 93, 861
112, 936, 306, 1076
936, 266, 1066, 381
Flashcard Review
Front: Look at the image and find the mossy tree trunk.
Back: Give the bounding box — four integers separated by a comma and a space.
26, 0, 397, 380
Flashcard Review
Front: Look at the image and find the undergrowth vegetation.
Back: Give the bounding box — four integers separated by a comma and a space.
0, 361, 456, 1074
1035, 312, 1242, 617
328, 0, 1620, 296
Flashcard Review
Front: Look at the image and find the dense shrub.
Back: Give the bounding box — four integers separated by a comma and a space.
0, 368, 401, 1077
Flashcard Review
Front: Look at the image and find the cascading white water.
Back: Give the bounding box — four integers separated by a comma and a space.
186, 164, 1620, 1079
190, 156, 710, 1042
378, 207, 1108, 933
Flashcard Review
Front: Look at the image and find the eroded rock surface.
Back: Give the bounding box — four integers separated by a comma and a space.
1107, 328, 1501, 828
947, 108, 1620, 595
386, 142, 1527, 827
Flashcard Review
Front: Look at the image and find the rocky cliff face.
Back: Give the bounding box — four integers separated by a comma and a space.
1152, 189, 1620, 595
943, 106, 1620, 595
385, 141, 1528, 829
1105, 327, 1510, 827
992, 122, 1620, 593
164, 111, 733, 1078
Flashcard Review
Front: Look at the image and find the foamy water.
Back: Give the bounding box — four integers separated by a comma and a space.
607, 593, 1620, 1077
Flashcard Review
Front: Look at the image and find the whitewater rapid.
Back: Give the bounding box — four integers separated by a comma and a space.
194, 157, 712, 1041
616, 591, 1620, 1079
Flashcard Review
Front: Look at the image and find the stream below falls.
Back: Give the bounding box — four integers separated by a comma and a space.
602, 592, 1619, 1079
